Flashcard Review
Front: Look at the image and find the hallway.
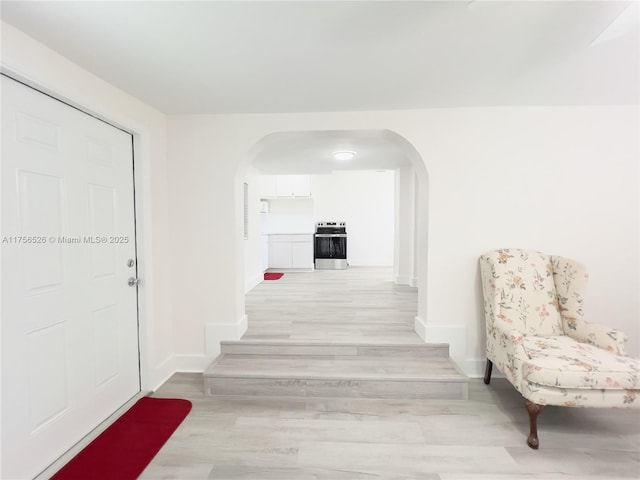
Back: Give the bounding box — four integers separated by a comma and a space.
207, 267, 466, 400
243, 267, 421, 344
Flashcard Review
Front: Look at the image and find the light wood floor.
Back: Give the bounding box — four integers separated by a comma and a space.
206, 267, 467, 400
244, 267, 421, 344
144, 373, 640, 479
143, 267, 640, 478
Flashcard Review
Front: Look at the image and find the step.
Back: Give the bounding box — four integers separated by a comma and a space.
220, 340, 449, 357
204, 353, 468, 400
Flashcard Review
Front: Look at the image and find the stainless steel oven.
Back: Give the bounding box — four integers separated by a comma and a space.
314, 221, 347, 270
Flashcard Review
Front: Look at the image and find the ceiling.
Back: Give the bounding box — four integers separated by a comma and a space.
251, 130, 412, 174
1, 1, 638, 116
1, 1, 637, 174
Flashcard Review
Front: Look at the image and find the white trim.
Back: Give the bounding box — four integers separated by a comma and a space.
423, 323, 466, 360
0, 66, 133, 134
415, 319, 485, 377
171, 354, 210, 372
410, 276, 418, 288
149, 355, 176, 391
205, 315, 249, 357
0, 66, 155, 392
416, 317, 502, 378
394, 275, 412, 286
414, 316, 427, 341
456, 358, 487, 378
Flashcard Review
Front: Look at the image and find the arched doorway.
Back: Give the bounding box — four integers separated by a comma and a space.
238, 129, 430, 341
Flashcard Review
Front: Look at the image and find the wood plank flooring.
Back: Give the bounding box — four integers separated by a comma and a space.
143, 373, 640, 479
142, 267, 640, 477
243, 267, 421, 344
207, 267, 468, 400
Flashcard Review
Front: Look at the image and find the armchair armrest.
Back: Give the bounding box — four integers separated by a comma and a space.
488, 319, 529, 391
563, 317, 628, 356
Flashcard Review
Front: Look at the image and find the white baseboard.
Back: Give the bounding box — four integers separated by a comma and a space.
415, 318, 487, 377
455, 358, 487, 378
205, 314, 248, 357
422, 323, 466, 360
414, 316, 427, 341
171, 354, 209, 372
394, 276, 418, 287
149, 315, 249, 385
147, 354, 178, 391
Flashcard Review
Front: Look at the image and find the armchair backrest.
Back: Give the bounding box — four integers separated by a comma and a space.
480, 249, 564, 336
550, 255, 589, 330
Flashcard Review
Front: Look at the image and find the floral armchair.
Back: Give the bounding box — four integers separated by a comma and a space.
479, 249, 639, 449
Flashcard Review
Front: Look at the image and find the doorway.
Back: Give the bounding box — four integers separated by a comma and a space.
1, 75, 141, 479
240, 129, 428, 342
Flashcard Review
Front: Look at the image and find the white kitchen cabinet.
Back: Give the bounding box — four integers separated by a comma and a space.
268, 234, 313, 269
259, 175, 311, 198
276, 175, 311, 197
269, 237, 293, 268
291, 240, 313, 269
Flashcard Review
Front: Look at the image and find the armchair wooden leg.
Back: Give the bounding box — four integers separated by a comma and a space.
525, 400, 544, 449
483, 359, 493, 384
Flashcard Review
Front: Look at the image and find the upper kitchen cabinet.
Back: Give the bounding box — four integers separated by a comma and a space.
259, 175, 311, 198
277, 175, 311, 197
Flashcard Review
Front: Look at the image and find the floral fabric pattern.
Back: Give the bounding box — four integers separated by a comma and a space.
550, 255, 588, 322
521, 381, 638, 408
563, 316, 628, 356
480, 248, 640, 410
521, 335, 639, 389
483, 249, 564, 337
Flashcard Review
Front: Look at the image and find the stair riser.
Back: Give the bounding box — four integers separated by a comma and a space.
205, 377, 468, 400
220, 344, 449, 357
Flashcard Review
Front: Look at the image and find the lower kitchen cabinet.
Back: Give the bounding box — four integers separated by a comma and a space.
291, 241, 313, 268
268, 234, 313, 269
269, 240, 293, 268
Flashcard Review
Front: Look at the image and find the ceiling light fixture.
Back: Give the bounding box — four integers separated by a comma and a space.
332, 151, 356, 161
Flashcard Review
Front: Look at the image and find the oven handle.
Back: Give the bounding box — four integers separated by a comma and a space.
315, 234, 347, 238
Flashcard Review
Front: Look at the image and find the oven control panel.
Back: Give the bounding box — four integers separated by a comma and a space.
316, 221, 346, 228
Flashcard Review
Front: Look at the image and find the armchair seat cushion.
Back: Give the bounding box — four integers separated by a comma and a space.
521, 335, 640, 390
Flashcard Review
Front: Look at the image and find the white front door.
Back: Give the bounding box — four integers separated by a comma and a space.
1, 75, 141, 479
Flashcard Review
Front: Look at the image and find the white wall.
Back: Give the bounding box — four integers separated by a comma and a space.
312, 170, 395, 266
169, 106, 639, 375
1, 22, 175, 389
244, 166, 263, 292
6, 19, 637, 380
421, 106, 640, 372
394, 167, 417, 285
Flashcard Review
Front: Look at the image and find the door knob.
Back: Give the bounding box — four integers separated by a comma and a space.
128, 277, 140, 287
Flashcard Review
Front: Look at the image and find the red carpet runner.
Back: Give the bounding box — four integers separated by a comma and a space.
51, 397, 192, 480
264, 272, 284, 280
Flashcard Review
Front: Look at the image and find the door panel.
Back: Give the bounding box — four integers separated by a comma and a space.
18, 171, 65, 291
27, 323, 69, 431
1, 75, 140, 479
